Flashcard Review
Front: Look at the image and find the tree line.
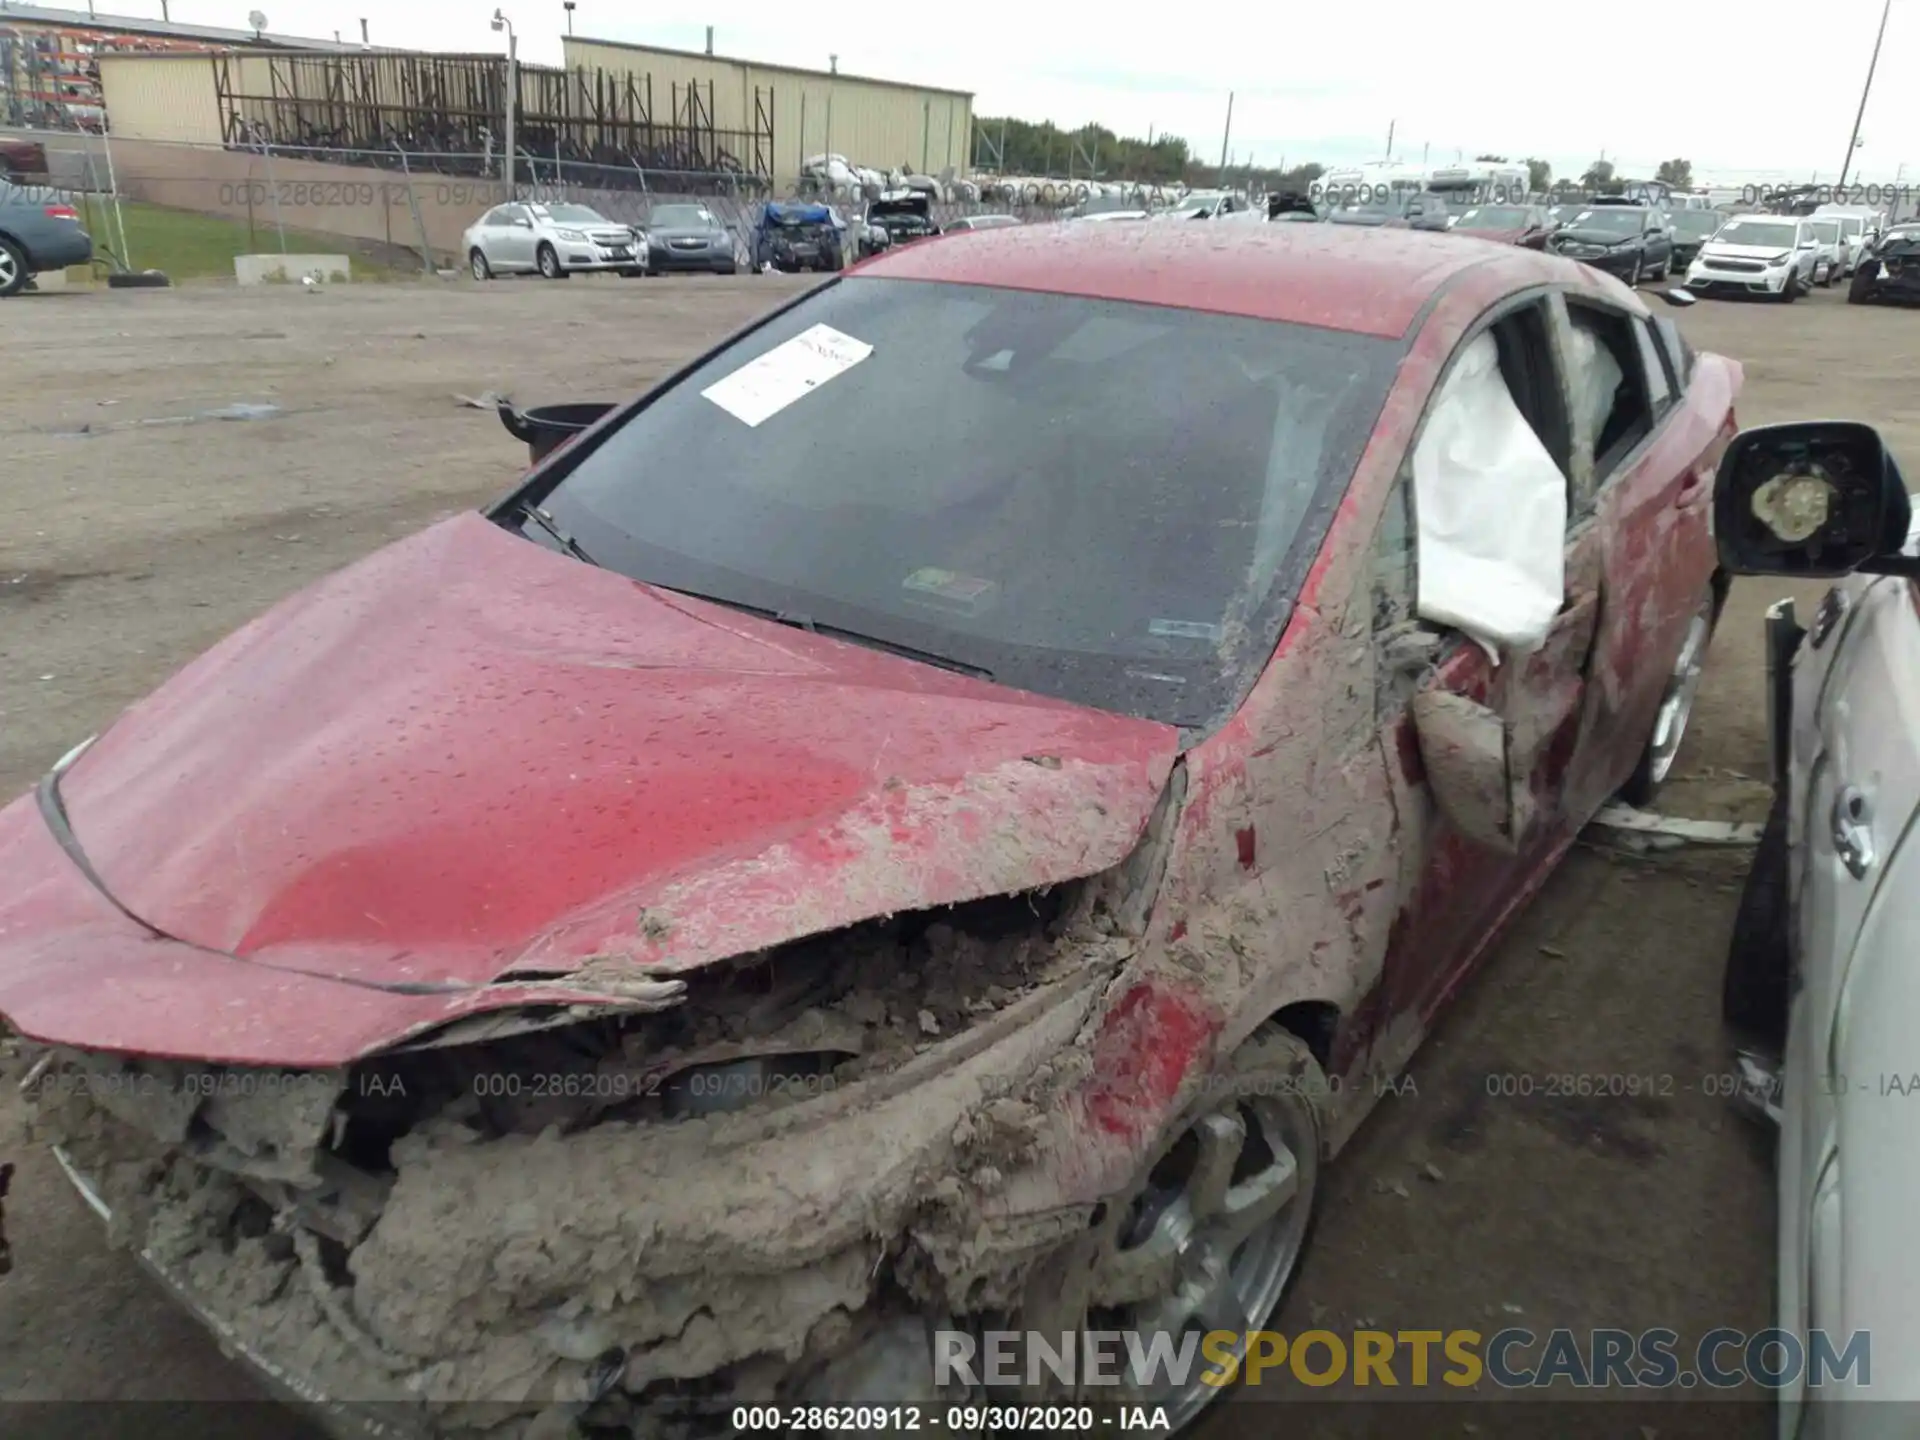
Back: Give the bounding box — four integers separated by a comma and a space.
969, 125, 1697, 198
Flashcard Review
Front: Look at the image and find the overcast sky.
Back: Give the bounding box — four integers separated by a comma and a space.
141, 0, 1915, 184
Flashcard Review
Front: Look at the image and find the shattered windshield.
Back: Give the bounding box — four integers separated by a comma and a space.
534, 278, 1399, 729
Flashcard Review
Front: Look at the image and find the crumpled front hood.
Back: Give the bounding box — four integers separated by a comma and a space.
54, 513, 1180, 991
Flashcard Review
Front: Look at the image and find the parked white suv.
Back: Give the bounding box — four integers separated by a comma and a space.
464, 201, 646, 281
1715, 420, 1920, 1437
1686, 214, 1822, 300
1812, 204, 1882, 276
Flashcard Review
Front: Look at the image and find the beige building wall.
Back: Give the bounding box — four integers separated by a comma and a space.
563, 37, 973, 180
98, 54, 226, 145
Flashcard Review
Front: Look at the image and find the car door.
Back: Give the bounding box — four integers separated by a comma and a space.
1368, 292, 1600, 1022
1547, 291, 1726, 815
1779, 573, 1920, 1434
497, 204, 536, 269
1644, 210, 1672, 271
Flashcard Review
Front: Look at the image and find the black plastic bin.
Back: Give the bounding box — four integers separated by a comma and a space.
497, 400, 619, 465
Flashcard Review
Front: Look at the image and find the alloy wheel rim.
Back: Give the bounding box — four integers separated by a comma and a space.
1647, 601, 1714, 786
0, 250, 17, 288
1092, 1095, 1313, 1429
471, 253, 486, 278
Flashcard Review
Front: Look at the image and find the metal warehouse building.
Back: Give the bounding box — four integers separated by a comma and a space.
561, 36, 974, 180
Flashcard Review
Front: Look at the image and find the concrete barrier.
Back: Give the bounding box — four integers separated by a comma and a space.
234, 254, 351, 285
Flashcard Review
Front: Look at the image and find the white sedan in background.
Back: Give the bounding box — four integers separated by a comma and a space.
464, 201, 646, 280
1716, 419, 1920, 1436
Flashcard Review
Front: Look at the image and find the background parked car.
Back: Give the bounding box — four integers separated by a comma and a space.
1547, 201, 1674, 284
1686, 214, 1821, 301
1452, 203, 1554, 248
1847, 223, 1920, 304
0, 179, 93, 297
641, 202, 738, 275
1712, 420, 1920, 1440
0, 138, 49, 183
464, 201, 643, 280
1327, 189, 1452, 231
944, 214, 1021, 232
1804, 218, 1846, 287
751, 201, 845, 273
1813, 204, 1881, 275
1666, 209, 1724, 270
860, 190, 939, 255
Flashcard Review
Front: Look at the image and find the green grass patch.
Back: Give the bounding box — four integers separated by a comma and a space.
65, 197, 415, 282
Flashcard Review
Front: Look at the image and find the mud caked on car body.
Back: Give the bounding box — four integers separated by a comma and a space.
0, 222, 1739, 1438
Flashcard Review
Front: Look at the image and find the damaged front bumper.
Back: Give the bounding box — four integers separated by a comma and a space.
36, 956, 1115, 1439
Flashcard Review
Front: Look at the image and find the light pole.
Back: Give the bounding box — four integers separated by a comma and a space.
1838, 0, 1891, 192
563, 2, 574, 36
491, 9, 517, 192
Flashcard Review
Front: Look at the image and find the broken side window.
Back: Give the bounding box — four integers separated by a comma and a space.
1631, 316, 1675, 419
1563, 300, 1653, 494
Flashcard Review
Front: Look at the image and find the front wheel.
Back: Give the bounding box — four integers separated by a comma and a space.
1024, 1025, 1322, 1430
1628, 256, 1643, 286
536, 243, 565, 279
1620, 587, 1718, 807
1849, 269, 1877, 304
469, 248, 493, 281
1657, 252, 1672, 280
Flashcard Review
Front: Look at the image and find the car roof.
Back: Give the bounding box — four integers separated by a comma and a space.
856, 221, 1526, 338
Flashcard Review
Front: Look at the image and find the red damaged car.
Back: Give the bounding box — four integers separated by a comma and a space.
1, 222, 1738, 1435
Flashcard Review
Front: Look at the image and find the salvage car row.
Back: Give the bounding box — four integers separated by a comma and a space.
10, 214, 1857, 1439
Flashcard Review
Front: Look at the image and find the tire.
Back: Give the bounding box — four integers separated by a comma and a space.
105, 269, 170, 289
1848, 269, 1876, 304
1657, 252, 1672, 280
618, 267, 644, 277
1028, 1024, 1323, 1429
469, 248, 492, 281
1620, 587, 1719, 807
536, 243, 564, 279
1779, 270, 1800, 302
1722, 792, 1791, 1048
720, 263, 737, 276
0, 236, 28, 298
1628, 256, 1643, 286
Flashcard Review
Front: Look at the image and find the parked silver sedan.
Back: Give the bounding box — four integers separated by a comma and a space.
464, 201, 645, 280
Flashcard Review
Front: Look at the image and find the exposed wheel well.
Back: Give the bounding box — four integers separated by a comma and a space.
1266, 1000, 1340, 1073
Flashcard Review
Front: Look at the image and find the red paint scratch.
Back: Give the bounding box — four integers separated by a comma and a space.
1084, 983, 1215, 1141
1235, 826, 1257, 870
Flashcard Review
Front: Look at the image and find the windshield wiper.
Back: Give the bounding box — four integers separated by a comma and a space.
507, 499, 599, 567
647, 585, 994, 681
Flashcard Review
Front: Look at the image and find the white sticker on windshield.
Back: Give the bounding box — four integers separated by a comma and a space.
701, 323, 874, 427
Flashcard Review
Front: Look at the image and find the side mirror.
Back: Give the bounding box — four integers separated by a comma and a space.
1411, 690, 1520, 854
1713, 421, 1913, 577
1656, 287, 1697, 306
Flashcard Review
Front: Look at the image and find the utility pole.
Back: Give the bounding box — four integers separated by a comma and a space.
491, 10, 517, 191
1839, 0, 1890, 191
1385, 119, 1394, 161
1218, 92, 1233, 175
563, 2, 574, 37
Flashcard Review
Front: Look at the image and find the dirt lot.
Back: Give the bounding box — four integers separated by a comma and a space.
2, 272, 1915, 1437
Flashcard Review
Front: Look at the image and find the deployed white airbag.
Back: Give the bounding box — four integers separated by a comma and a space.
1413, 331, 1567, 655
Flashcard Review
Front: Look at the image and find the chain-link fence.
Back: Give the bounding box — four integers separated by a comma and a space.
14, 132, 1210, 275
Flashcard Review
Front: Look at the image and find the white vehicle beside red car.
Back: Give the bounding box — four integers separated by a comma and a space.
1715, 420, 1920, 1438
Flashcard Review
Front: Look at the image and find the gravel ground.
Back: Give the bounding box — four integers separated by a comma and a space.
3, 271, 1913, 1438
